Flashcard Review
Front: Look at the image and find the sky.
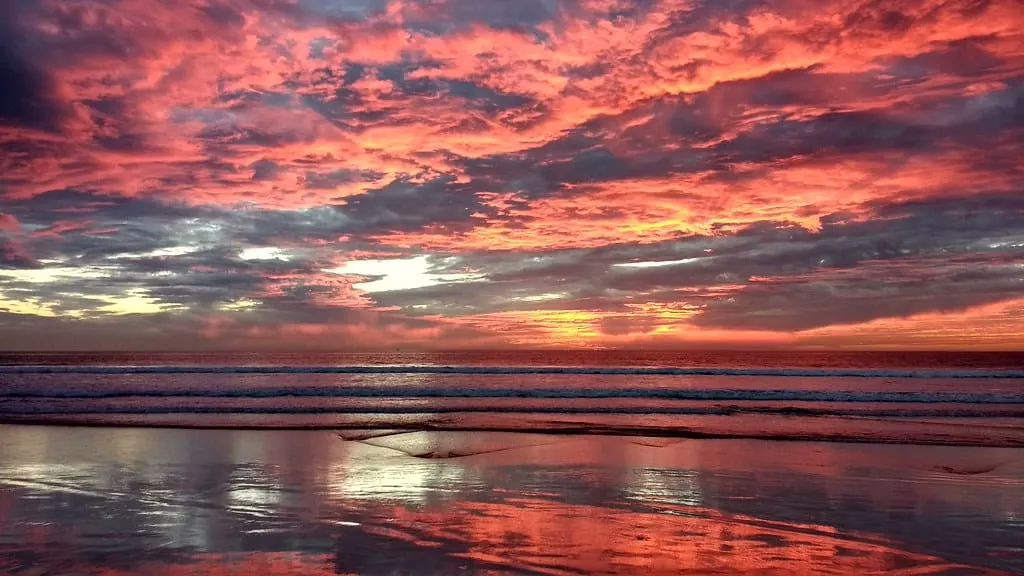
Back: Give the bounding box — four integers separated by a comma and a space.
0, 0, 1022, 351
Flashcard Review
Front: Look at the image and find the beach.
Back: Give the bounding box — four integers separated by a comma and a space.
1, 425, 1021, 575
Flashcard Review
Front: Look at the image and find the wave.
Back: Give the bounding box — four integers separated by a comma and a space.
1, 412, 1021, 449
2, 405, 1022, 418
2, 387, 1022, 403
3, 365, 1024, 378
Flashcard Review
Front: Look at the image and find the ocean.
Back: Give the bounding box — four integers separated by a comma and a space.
2, 351, 1023, 446
1, 351, 1022, 574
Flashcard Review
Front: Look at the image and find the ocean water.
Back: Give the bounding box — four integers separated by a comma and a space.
1, 351, 1023, 574
1, 351, 1022, 446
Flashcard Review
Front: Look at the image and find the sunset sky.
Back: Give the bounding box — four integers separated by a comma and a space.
1, 0, 1023, 350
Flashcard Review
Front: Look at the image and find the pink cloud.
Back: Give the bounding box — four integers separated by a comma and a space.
0, 213, 21, 232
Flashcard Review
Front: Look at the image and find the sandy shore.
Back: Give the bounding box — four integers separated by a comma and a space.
0, 425, 1021, 575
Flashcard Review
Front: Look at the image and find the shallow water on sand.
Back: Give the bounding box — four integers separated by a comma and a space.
0, 426, 1021, 575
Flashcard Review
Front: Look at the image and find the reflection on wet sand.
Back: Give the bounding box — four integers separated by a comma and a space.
0, 426, 1021, 575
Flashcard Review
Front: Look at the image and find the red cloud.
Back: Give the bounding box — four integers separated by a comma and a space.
0, 213, 20, 232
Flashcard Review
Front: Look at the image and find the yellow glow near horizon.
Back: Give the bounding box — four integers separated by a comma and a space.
217, 297, 262, 312
94, 289, 185, 316
0, 266, 111, 284
0, 267, 108, 318
0, 295, 61, 317
0, 264, 182, 317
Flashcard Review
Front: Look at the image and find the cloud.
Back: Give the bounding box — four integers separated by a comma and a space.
338, 175, 494, 234
354, 192, 1024, 336
302, 168, 384, 190
0, 213, 20, 232
1, 0, 1022, 349
0, 7, 71, 134
0, 239, 37, 269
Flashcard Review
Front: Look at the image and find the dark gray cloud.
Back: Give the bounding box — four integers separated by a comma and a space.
196, 125, 308, 149
1, 183, 472, 256
691, 257, 1024, 331
0, 8, 68, 133
1, 190, 221, 251
641, 0, 768, 59
0, 312, 201, 351
394, 0, 558, 35
0, 238, 38, 269
250, 159, 284, 181
306, 67, 545, 134
885, 35, 1008, 79
338, 175, 494, 233
302, 168, 384, 189
3, 189, 201, 220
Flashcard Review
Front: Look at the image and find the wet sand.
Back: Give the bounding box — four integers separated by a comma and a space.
0, 425, 1021, 575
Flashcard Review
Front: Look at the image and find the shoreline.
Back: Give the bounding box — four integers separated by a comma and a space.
1, 414, 1020, 448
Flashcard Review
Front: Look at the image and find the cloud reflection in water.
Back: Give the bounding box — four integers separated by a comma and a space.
0, 426, 1021, 575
